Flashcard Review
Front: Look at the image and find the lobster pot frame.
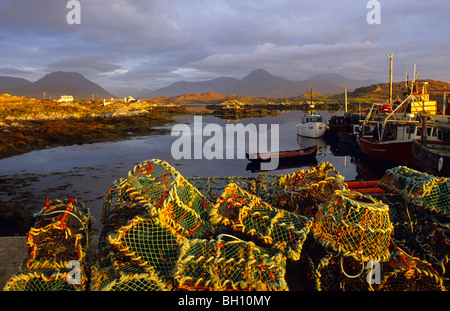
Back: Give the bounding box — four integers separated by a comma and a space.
313, 189, 393, 263
102, 159, 214, 239
90, 251, 169, 291
314, 252, 372, 291
297, 237, 373, 291
26, 199, 92, 266
4, 270, 84, 291
174, 235, 288, 291
379, 248, 446, 291
187, 176, 257, 202
100, 190, 153, 245
418, 224, 450, 289
256, 162, 344, 217
4, 199, 93, 291
211, 183, 313, 260
108, 216, 187, 279
299, 238, 446, 291
379, 166, 450, 217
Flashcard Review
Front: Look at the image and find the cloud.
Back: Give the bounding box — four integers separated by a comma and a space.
186, 41, 383, 80
47, 56, 121, 73
1, 0, 449, 95
0, 66, 44, 79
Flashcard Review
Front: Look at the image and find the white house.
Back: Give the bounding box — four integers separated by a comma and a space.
58, 95, 74, 103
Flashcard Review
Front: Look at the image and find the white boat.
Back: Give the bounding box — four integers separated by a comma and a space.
297, 112, 327, 138
297, 88, 327, 138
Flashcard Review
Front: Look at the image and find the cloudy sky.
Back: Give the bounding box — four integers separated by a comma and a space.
1, 0, 449, 96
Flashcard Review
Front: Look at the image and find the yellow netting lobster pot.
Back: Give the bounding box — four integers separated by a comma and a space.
256, 162, 344, 218
187, 176, 257, 202
107, 215, 187, 279
102, 159, 214, 239
379, 247, 446, 291
211, 183, 313, 260
26, 198, 92, 267
4, 198, 93, 291
379, 166, 450, 217
90, 251, 170, 291
313, 189, 393, 263
310, 251, 374, 291
4, 270, 85, 291
174, 235, 288, 291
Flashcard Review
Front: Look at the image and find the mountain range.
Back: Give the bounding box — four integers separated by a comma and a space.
0, 72, 115, 100
1, 69, 380, 100
142, 69, 380, 98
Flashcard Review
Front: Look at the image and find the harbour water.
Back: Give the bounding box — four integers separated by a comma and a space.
0, 110, 395, 232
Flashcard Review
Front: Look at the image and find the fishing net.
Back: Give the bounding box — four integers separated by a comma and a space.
313, 189, 393, 262
379, 247, 445, 291
313, 252, 372, 291
298, 234, 446, 292
107, 215, 187, 279
101, 159, 213, 239
4, 271, 82, 291
376, 178, 449, 290
100, 186, 153, 245
4, 198, 93, 291
211, 183, 313, 260
296, 236, 379, 291
174, 235, 288, 291
416, 223, 450, 289
379, 166, 450, 217
256, 162, 344, 218
90, 251, 170, 291
187, 176, 257, 202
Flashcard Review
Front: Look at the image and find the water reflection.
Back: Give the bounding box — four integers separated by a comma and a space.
0, 110, 397, 232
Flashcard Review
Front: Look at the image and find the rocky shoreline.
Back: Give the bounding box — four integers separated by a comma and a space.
0, 102, 188, 159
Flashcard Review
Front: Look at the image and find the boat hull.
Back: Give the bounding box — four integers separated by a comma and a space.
246, 145, 318, 172
412, 139, 450, 176
297, 122, 327, 138
357, 136, 416, 167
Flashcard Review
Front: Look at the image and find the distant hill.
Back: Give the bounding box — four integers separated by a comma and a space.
0, 76, 32, 93
151, 91, 228, 105
144, 69, 379, 98
145, 77, 238, 98
347, 79, 450, 102
221, 69, 309, 97
4, 72, 115, 100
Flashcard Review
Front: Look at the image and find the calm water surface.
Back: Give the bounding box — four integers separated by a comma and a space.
0, 110, 389, 229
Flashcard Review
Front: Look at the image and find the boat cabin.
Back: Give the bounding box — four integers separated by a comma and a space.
302, 114, 323, 124
361, 121, 440, 142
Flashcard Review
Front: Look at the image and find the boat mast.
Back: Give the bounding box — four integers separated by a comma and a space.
344, 80, 348, 114
387, 53, 393, 105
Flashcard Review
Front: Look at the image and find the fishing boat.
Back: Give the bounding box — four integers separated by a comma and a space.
297, 112, 327, 138
412, 138, 450, 177
357, 60, 442, 167
357, 120, 440, 167
297, 88, 327, 138
246, 145, 318, 172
